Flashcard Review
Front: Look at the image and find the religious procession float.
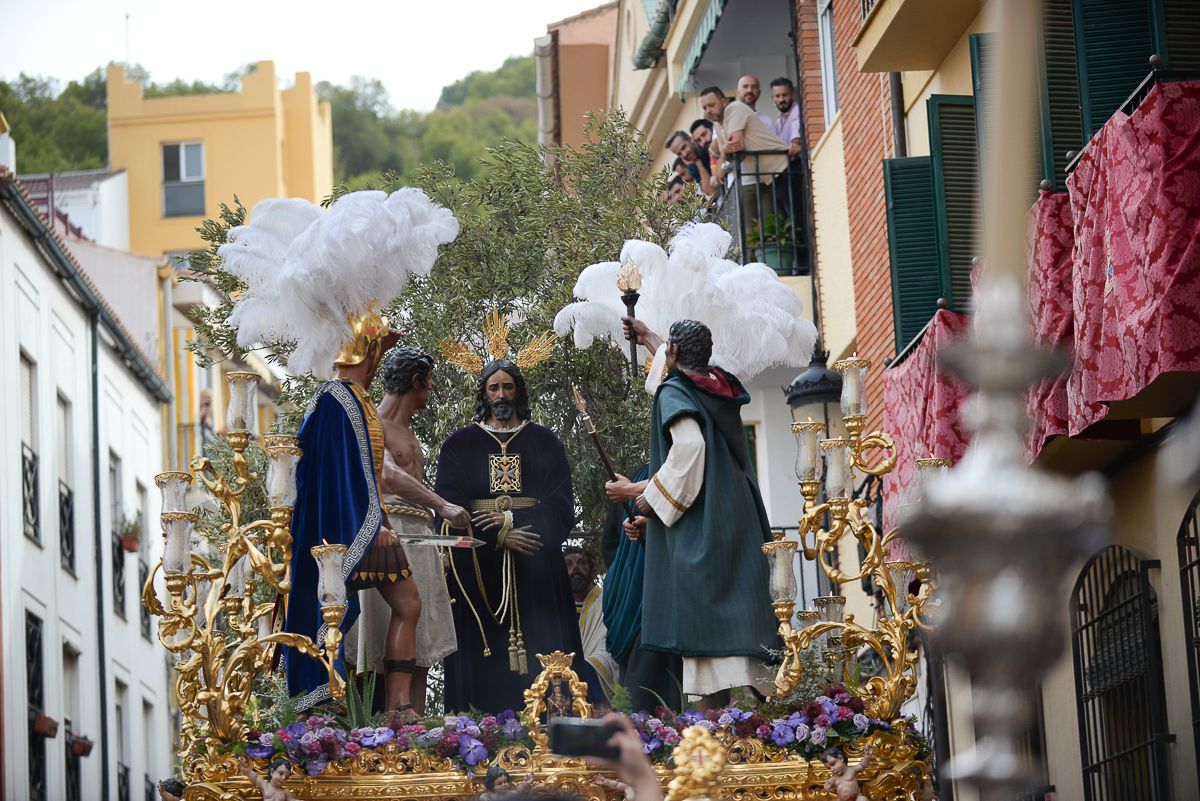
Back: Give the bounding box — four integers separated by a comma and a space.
144, 185, 942, 800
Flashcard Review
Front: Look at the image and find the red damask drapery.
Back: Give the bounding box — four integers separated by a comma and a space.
881, 310, 970, 536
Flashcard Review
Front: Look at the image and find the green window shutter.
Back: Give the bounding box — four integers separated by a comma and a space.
1038, 0, 1084, 190
884, 157, 941, 353
1073, 0, 1156, 137
928, 95, 980, 314
973, 33, 1039, 203
1159, 0, 1200, 71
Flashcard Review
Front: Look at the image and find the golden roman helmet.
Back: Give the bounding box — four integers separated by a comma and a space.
333, 303, 393, 367
438, 309, 559, 374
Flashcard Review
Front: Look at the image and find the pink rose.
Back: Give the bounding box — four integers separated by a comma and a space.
344, 742, 361, 756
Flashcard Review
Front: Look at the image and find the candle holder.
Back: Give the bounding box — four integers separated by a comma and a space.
140, 387, 326, 782
769, 355, 942, 727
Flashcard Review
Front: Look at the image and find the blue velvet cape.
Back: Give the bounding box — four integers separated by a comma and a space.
284, 381, 382, 711
434, 422, 584, 713
601, 464, 651, 664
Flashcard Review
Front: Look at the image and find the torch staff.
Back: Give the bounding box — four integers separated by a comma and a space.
616, 261, 643, 380
572, 385, 637, 520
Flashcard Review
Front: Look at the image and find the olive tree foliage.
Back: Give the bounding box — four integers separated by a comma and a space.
184, 111, 704, 544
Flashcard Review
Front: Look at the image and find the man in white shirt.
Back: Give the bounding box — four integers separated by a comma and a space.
699, 85, 788, 243
737, 74, 775, 130
769, 77, 804, 159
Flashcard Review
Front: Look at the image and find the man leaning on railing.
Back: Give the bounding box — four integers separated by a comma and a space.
699, 85, 790, 229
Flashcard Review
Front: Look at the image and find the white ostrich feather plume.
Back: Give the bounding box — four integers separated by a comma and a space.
553, 222, 817, 380
219, 189, 459, 378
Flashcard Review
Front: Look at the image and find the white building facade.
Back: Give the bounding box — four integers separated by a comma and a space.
1, 168, 174, 801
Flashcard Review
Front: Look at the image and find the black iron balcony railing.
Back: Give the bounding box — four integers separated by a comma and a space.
713, 150, 811, 277
144, 774, 156, 801
117, 762, 130, 801
140, 559, 152, 640
60, 481, 76, 574
23, 442, 40, 544
112, 530, 126, 620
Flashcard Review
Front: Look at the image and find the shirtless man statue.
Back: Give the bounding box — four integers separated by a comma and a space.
823, 745, 873, 801
344, 347, 470, 715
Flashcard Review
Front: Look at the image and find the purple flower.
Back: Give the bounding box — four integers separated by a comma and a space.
816, 714, 832, 729
695, 720, 717, 731
836, 707, 853, 721
501, 718, 524, 739
728, 708, 752, 722
810, 727, 827, 746
480, 716, 498, 731
464, 724, 481, 737
678, 710, 703, 725
305, 757, 329, 776
771, 723, 796, 747
459, 735, 488, 766
717, 712, 735, 727
349, 727, 374, 746
853, 713, 870, 732
300, 732, 322, 755
794, 723, 810, 743
259, 733, 275, 747
756, 724, 772, 738
663, 729, 681, 745
284, 723, 306, 740
646, 718, 663, 730
787, 712, 805, 728
245, 743, 273, 759
444, 716, 460, 731
373, 727, 394, 746
643, 737, 662, 754
496, 710, 517, 724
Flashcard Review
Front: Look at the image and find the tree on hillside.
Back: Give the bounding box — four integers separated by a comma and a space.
186, 111, 703, 543
437, 54, 534, 109
0, 72, 107, 172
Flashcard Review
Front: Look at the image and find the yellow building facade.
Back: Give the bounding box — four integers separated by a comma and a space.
106, 60, 333, 257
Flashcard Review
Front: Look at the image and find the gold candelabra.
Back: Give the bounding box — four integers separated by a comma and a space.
141, 372, 344, 781
763, 356, 943, 723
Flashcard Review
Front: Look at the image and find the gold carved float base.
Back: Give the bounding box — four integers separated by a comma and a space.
183, 729, 928, 801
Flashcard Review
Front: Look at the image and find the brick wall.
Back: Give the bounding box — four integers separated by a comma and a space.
832, 0, 897, 432
794, 0, 826, 150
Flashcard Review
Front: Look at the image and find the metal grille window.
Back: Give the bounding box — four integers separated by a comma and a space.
26, 611, 46, 801
113, 530, 127, 619
59, 480, 75, 574
1177, 489, 1200, 774
144, 775, 156, 801
1071, 545, 1172, 800
140, 558, 152, 639
23, 443, 40, 544
64, 721, 81, 801
117, 762, 131, 801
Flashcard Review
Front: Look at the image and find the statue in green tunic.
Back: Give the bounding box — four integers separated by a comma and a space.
624, 319, 779, 707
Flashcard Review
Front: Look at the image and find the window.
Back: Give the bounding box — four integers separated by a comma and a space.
21, 354, 40, 544
58, 396, 75, 573
63, 647, 81, 801
1071, 545, 1172, 801
883, 95, 980, 355
1178, 490, 1200, 774
817, 0, 839, 126
161, 141, 205, 217
116, 682, 130, 801
142, 700, 155, 797
27, 611, 46, 801
111, 453, 126, 619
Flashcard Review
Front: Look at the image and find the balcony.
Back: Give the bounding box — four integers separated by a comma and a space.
112, 530, 127, 619
117, 762, 131, 801
59, 481, 75, 575
22, 442, 40, 544
853, 0, 981, 73
712, 151, 812, 277
140, 559, 152, 640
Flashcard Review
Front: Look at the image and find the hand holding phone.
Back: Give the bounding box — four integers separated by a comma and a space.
548, 718, 623, 760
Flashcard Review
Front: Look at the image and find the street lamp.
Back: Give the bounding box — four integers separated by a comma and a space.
783, 349, 843, 428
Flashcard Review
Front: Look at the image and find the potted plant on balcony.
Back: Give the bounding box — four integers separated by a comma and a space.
69, 732, 94, 757
30, 709, 58, 739
746, 214, 796, 276
119, 514, 143, 553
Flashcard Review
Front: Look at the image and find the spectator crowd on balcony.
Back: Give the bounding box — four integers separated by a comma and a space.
660, 74, 803, 209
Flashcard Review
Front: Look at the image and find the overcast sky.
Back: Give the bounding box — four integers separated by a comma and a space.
1, 0, 603, 111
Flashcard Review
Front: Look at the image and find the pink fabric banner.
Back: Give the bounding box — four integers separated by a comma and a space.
1065, 81, 1200, 435
881, 310, 971, 534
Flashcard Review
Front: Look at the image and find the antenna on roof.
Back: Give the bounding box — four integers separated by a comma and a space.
124, 12, 131, 66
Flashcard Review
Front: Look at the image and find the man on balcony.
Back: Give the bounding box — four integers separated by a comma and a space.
769, 78, 804, 160
736, 74, 775, 131
699, 85, 790, 245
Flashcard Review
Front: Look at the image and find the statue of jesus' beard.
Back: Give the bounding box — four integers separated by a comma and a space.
489, 399, 516, 422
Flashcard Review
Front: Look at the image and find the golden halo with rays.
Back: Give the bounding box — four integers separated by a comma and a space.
438, 310, 559, 375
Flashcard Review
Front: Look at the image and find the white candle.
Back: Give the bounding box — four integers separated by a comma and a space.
916, 455, 951, 493
155, 472, 193, 515
161, 512, 197, 574
225, 372, 260, 434
792, 420, 825, 482
264, 436, 302, 508
311, 544, 348, 608
821, 438, 854, 498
